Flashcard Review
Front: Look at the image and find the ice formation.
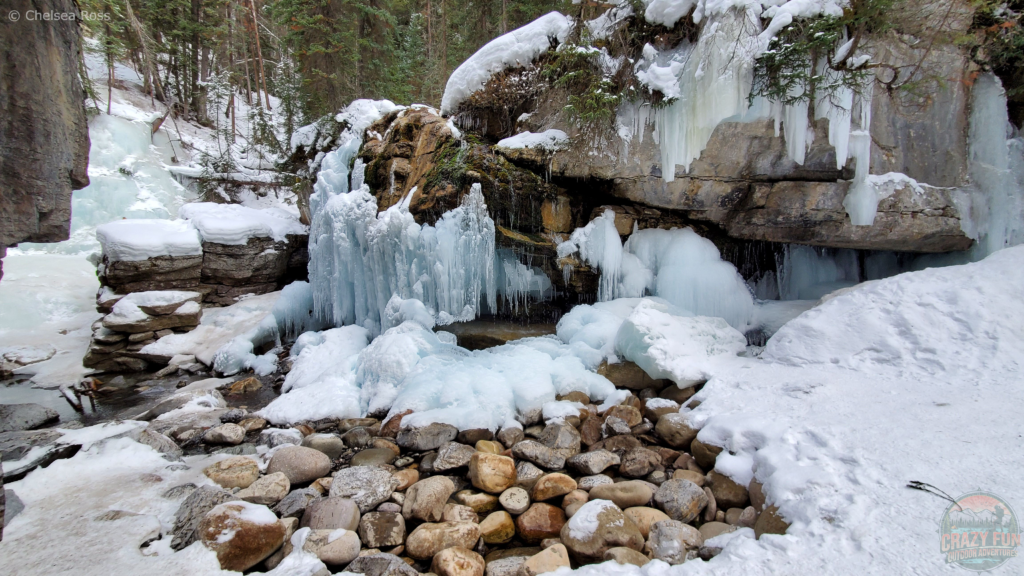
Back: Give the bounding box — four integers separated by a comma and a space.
559, 211, 755, 329
441, 12, 573, 115
309, 181, 497, 336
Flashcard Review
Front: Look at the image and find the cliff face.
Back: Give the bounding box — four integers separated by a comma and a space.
0, 0, 90, 278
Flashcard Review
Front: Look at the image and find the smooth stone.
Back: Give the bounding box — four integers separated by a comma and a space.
204, 423, 245, 445
397, 423, 458, 451
268, 445, 333, 485
691, 438, 723, 471
170, 485, 236, 550
559, 500, 644, 563
431, 545, 485, 576
404, 521, 481, 560
475, 440, 503, 454
654, 413, 698, 449
469, 452, 517, 494
672, 469, 705, 486
699, 521, 737, 540
403, 476, 456, 522
434, 442, 477, 471
203, 456, 259, 490
360, 511, 407, 548
444, 503, 478, 523
454, 490, 499, 514
393, 468, 420, 491
352, 448, 398, 467
496, 426, 524, 447
346, 553, 419, 576
588, 481, 653, 509
562, 489, 588, 510
198, 501, 286, 571
237, 472, 290, 505
304, 528, 361, 566
499, 487, 530, 515
623, 506, 669, 539
515, 503, 566, 543
530, 473, 577, 502
343, 427, 374, 448
518, 543, 570, 576
302, 433, 346, 460
577, 475, 614, 491
653, 479, 708, 523
604, 547, 650, 567
331, 466, 400, 512
754, 505, 790, 539
301, 496, 361, 531
479, 511, 516, 544
707, 471, 749, 510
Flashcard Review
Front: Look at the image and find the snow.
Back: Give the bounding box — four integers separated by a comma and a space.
496, 130, 569, 151
542, 400, 585, 422
140, 291, 280, 367
586, 3, 634, 40
96, 219, 203, 262
441, 12, 573, 114
763, 245, 1024, 375
178, 202, 307, 245
567, 499, 620, 540
643, 0, 697, 27
615, 300, 747, 386
56, 421, 149, 449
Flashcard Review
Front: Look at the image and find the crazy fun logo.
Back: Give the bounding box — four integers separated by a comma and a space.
940, 491, 1020, 571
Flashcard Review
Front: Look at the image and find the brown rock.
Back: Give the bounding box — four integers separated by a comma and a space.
618, 447, 661, 478
604, 405, 642, 428
659, 385, 698, 404
457, 428, 494, 445
530, 473, 577, 502
301, 496, 361, 531
237, 472, 290, 505
268, 445, 333, 484
432, 546, 485, 576
562, 490, 588, 510
653, 479, 708, 523
519, 543, 570, 576
699, 521, 737, 540
304, 528, 361, 566
198, 502, 286, 571
560, 500, 644, 563
588, 481, 653, 509
203, 456, 260, 489
654, 414, 698, 449
475, 440, 503, 454
444, 503, 479, 523
454, 490, 499, 514
748, 478, 766, 512
469, 452, 517, 494
707, 471, 749, 510
599, 435, 643, 454
672, 469, 705, 486
379, 410, 412, 438
623, 507, 669, 539
691, 439, 723, 470
479, 511, 516, 544
359, 511, 407, 548
393, 469, 420, 491
404, 476, 457, 522
579, 414, 605, 447
597, 361, 662, 390
405, 521, 481, 560
604, 547, 650, 567
703, 486, 718, 523
515, 503, 566, 543
754, 505, 790, 539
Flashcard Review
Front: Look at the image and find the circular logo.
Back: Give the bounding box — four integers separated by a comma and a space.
9, 10, 20, 21
941, 491, 1020, 571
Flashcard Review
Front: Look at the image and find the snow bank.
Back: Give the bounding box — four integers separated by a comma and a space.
643, 0, 697, 27
178, 202, 307, 245
96, 219, 203, 262
496, 130, 569, 151
441, 12, 573, 114
615, 300, 747, 386
764, 245, 1024, 375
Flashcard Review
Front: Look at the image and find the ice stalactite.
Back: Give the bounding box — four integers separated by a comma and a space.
559, 211, 755, 329
963, 73, 1024, 257
496, 249, 553, 315
309, 180, 497, 336
841, 78, 877, 225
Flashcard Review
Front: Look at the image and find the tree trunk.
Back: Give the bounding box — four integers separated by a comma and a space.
249, 0, 271, 109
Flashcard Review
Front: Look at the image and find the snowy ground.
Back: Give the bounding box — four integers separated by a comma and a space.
3, 247, 1021, 575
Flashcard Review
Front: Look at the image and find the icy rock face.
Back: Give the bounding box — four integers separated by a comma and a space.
309, 180, 497, 336
0, 0, 89, 279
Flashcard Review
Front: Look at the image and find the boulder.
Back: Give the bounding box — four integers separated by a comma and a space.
623, 507, 670, 539
654, 413, 698, 449
359, 511, 406, 548
518, 543, 570, 576
647, 519, 703, 565
499, 487, 531, 515
198, 501, 286, 571
304, 528, 362, 566
654, 479, 708, 523
596, 361, 663, 390
203, 457, 259, 490
515, 503, 566, 543
536, 421, 581, 460
562, 490, 588, 510
237, 472, 291, 505
672, 470, 705, 486
588, 481, 653, 509
268, 445, 333, 484
273, 487, 321, 520
170, 485, 237, 550
405, 521, 481, 560
485, 555, 528, 576
511, 441, 564, 470
393, 468, 419, 491
302, 433, 346, 460
434, 441, 477, 471
301, 496, 361, 531
469, 452, 517, 494
480, 511, 516, 544
260, 428, 303, 448
691, 438, 723, 470
204, 423, 245, 445
403, 476, 457, 522
444, 503, 479, 523
604, 405, 642, 428
577, 475, 614, 491
618, 447, 661, 478
454, 490, 499, 514
514, 462, 544, 490
346, 553, 419, 576
699, 521, 737, 540
0, 404, 59, 433
560, 500, 644, 563
530, 474, 577, 502
343, 427, 373, 448
604, 547, 650, 567
496, 425, 524, 447
351, 448, 398, 467
475, 440, 503, 454
431, 546, 485, 576
707, 471, 749, 510
754, 505, 790, 539
397, 422, 458, 451
330, 467, 399, 512
725, 506, 757, 528
567, 450, 620, 475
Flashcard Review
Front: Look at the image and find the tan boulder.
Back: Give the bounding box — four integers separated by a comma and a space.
479, 511, 516, 544
560, 500, 644, 563
515, 503, 566, 543
405, 521, 481, 560
518, 543, 570, 576
623, 507, 670, 539
203, 456, 259, 489
469, 452, 517, 494
530, 473, 577, 502
431, 546, 485, 576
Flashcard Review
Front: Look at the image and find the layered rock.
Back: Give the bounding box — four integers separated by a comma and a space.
0, 0, 89, 280
84, 291, 203, 372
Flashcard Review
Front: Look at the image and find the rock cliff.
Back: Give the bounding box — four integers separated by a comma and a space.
0, 0, 90, 278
